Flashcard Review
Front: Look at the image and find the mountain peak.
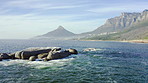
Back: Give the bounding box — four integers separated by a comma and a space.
57, 26, 65, 30
143, 9, 148, 12
39, 26, 76, 38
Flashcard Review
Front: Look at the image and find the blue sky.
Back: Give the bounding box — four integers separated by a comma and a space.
0, 0, 147, 39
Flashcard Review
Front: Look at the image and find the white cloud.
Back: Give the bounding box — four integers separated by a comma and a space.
87, 2, 148, 13
0, 0, 147, 39
4, 0, 82, 11
0, 14, 105, 39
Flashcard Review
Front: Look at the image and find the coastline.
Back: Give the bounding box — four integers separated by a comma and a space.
79, 39, 148, 43
120, 40, 148, 43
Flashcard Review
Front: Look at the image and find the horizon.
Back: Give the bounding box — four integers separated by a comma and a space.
0, 0, 148, 39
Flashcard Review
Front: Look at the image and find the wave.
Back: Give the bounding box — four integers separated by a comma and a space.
0, 56, 76, 70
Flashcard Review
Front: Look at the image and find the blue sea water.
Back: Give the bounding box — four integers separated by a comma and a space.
0, 39, 148, 83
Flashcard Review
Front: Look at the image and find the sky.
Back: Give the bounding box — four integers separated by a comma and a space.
0, 0, 147, 39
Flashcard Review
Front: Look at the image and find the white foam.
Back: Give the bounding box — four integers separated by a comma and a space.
0, 57, 75, 69
83, 48, 105, 52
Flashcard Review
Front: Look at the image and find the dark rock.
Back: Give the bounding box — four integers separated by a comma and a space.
0, 53, 11, 59
29, 56, 37, 61
67, 49, 78, 54
0, 47, 77, 61
47, 51, 71, 60
38, 53, 48, 59
8, 53, 16, 59
20, 47, 60, 59
43, 57, 48, 61
54, 48, 61, 51
0, 58, 2, 61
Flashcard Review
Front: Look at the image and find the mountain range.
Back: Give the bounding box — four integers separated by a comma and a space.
34, 9, 148, 40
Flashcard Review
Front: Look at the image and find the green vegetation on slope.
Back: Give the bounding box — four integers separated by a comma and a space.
84, 20, 148, 40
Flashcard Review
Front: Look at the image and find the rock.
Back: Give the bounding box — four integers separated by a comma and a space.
47, 51, 71, 60
15, 51, 22, 59
0, 58, 2, 61
43, 57, 48, 61
0, 53, 11, 59
20, 47, 61, 59
0, 47, 77, 61
67, 49, 78, 54
8, 53, 15, 59
54, 48, 61, 51
29, 56, 37, 61
38, 53, 48, 59
22, 47, 61, 52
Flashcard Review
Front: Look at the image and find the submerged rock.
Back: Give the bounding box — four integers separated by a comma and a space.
83, 48, 99, 52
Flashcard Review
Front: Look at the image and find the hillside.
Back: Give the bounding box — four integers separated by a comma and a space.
82, 10, 148, 40
85, 21, 148, 40
89, 9, 148, 34
34, 26, 76, 39
33, 10, 148, 41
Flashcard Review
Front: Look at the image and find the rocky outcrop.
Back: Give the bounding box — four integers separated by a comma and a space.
47, 48, 78, 60
14, 47, 61, 59
29, 56, 37, 61
0, 47, 78, 61
88, 9, 148, 35
8, 53, 15, 59
0, 53, 11, 59
136, 9, 148, 22
66, 49, 78, 54
38, 53, 48, 59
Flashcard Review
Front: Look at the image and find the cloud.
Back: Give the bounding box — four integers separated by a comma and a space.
0, 0, 147, 39
0, 13, 106, 39
87, 2, 148, 13
4, 0, 82, 10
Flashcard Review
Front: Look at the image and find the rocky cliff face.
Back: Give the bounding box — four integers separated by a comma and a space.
136, 9, 148, 22
91, 10, 148, 34
34, 10, 148, 40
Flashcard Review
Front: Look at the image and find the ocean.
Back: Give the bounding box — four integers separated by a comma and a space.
0, 39, 148, 83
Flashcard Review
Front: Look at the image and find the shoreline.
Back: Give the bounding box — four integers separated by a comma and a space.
79, 39, 148, 43
120, 40, 148, 43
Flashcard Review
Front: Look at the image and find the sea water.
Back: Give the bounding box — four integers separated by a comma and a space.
0, 39, 148, 83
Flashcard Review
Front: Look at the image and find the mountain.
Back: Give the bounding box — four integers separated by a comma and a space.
83, 9, 148, 35
34, 10, 148, 40
35, 26, 76, 39
82, 9, 148, 40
